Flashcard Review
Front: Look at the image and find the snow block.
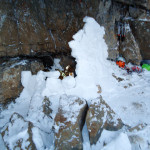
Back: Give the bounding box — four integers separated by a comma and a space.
102, 133, 131, 150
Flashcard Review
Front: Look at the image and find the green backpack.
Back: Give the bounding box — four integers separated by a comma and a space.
142, 64, 150, 71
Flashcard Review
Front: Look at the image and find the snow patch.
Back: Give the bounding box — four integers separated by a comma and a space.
101, 133, 131, 150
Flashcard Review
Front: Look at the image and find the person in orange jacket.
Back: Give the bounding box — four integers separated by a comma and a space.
116, 56, 125, 68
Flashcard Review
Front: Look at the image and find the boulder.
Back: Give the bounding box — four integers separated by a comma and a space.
0, 59, 44, 104
130, 20, 150, 60
86, 96, 123, 145
119, 23, 142, 65
1, 113, 36, 150
97, 0, 119, 60
54, 95, 88, 150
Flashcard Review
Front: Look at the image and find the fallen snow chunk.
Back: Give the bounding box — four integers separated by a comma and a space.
44, 71, 60, 79
101, 133, 131, 150
32, 127, 44, 150
51, 58, 63, 71
62, 76, 76, 89
128, 125, 150, 150
21, 71, 37, 96
42, 78, 64, 96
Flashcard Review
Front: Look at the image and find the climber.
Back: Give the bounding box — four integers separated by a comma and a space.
57, 65, 75, 80
65, 65, 74, 77
116, 56, 126, 68
57, 70, 66, 80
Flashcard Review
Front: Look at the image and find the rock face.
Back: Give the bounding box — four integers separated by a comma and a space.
0, 59, 44, 104
1, 113, 36, 150
97, 0, 150, 64
119, 23, 142, 65
86, 96, 123, 145
97, 0, 119, 60
1, 0, 149, 64
0, 0, 150, 63
54, 95, 88, 150
130, 20, 150, 60
0, 0, 99, 57
114, 0, 150, 10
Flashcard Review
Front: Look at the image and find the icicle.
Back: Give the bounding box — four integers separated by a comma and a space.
122, 23, 124, 37
117, 22, 121, 41
118, 22, 120, 36
124, 22, 126, 37
49, 30, 56, 49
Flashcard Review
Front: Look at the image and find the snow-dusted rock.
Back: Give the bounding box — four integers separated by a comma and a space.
128, 125, 150, 150
86, 96, 123, 145
1, 113, 36, 150
119, 23, 142, 65
128, 123, 147, 132
54, 95, 88, 150
42, 96, 52, 118
0, 59, 44, 104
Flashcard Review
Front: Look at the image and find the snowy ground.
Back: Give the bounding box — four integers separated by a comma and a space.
0, 17, 150, 150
